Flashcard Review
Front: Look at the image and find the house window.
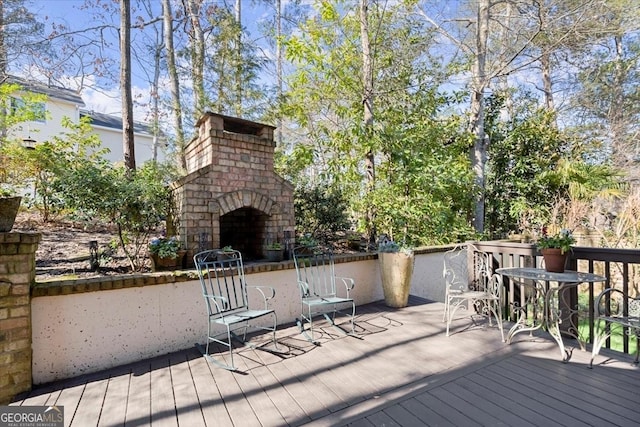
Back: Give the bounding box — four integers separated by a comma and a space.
10, 97, 46, 123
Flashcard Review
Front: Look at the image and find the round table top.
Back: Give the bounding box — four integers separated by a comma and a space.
495, 267, 606, 283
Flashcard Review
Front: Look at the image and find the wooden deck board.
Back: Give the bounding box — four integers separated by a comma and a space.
167, 351, 205, 427
506, 356, 640, 424
98, 372, 131, 427
124, 362, 151, 427
188, 353, 234, 427
460, 372, 554, 426
53, 382, 86, 427
148, 356, 178, 427
11, 298, 640, 427
69, 378, 108, 426
397, 397, 455, 427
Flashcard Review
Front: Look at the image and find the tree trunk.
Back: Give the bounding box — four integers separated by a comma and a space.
186, 0, 205, 118
541, 51, 555, 113
0, 0, 6, 139
276, 0, 283, 146
610, 34, 625, 168
162, 0, 186, 170
234, 0, 243, 115
360, 0, 376, 243
151, 41, 161, 163
120, 0, 135, 172
469, 0, 490, 233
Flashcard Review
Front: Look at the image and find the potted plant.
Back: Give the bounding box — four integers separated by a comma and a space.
216, 245, 236, 261
378, 237, 415, 308
265, 242, 284, 262
148, 236, 185, 271
0, 185, 21, 233
295, 233, 318, 254
536, 228, 576, 273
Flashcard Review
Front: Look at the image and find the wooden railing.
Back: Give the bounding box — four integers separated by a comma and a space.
475, 240, 640, 358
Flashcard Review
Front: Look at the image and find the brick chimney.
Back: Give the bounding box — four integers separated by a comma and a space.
174, 113, 295, 261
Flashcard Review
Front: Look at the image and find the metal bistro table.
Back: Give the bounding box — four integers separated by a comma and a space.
496, 267, 606, 362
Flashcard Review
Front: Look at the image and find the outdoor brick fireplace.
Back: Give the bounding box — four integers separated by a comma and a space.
172, 112, 295, 262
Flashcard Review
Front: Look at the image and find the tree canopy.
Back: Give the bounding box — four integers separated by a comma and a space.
3, 0, 640, 248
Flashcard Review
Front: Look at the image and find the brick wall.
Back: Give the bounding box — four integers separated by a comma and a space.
174, 113, 295, 262
0, 232, 40, 404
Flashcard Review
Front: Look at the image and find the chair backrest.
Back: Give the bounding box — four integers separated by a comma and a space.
194, 249, 248, 316
443, 243, 492, 292
293, 246, 337, 299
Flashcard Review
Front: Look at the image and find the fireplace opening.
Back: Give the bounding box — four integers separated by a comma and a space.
219, 207, 267, 260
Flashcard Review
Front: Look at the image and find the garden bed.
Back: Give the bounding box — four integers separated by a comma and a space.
13, 212, 147, 280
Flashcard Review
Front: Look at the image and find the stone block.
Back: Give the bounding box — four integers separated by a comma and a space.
0, 282, 10, 297
0, 317, 28, 332
9, 306, 29, 318
11, 284, 29, 296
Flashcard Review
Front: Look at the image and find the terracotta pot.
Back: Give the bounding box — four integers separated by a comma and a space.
0, 196, 21, 232
150, 250, 186, 271
379, 251, 415, 308
541, 248, 567, 273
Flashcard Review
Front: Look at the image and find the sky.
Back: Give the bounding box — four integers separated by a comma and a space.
30, 0, 273, 124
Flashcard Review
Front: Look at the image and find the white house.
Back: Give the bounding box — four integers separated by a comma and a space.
5, 75, 168, 165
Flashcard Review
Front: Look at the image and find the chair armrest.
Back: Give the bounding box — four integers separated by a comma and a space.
205, 294, 229, 312
297, 280, 311, 297
247, 285, 276, 309
594, 288, 625, 316
336, 276, 355, 297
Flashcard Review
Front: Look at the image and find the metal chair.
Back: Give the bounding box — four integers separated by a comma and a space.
194, 249, 278, 370
293, 246, 356, 343
591, 287, 640, 368
443, 243, 505, 341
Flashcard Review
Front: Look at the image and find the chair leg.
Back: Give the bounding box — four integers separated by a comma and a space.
488, 302, 505, 342
271, 313, 279, 350
349, 302, 356, 334
442, 296, 448, 323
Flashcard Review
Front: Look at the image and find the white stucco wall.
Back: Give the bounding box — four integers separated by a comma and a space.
31, 252, 445, 384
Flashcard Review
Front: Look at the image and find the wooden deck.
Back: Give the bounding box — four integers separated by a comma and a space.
12, 297, 640, 426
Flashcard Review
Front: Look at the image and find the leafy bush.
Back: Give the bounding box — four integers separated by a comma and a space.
294, 183, 351, 238
54, 160, 180, 271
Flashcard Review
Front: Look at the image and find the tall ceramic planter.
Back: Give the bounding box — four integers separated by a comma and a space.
379, 251, 415, 308
0, 196, 21, 232
541, 248, 567, 273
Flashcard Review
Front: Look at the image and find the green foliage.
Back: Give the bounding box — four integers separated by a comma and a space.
281, 1, 478, 246
536, 228, 576, 254
266, 242, 283, 250
201, 5, 267, 118
0, 82, 49, 195
148, 236, 182, 259
54, 160, 178, 271
485, 95, 572, 238
294, 182, 351, 238
4, 116, 104, 221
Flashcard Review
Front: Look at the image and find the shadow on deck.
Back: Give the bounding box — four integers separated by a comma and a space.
12, 296, 640, 426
